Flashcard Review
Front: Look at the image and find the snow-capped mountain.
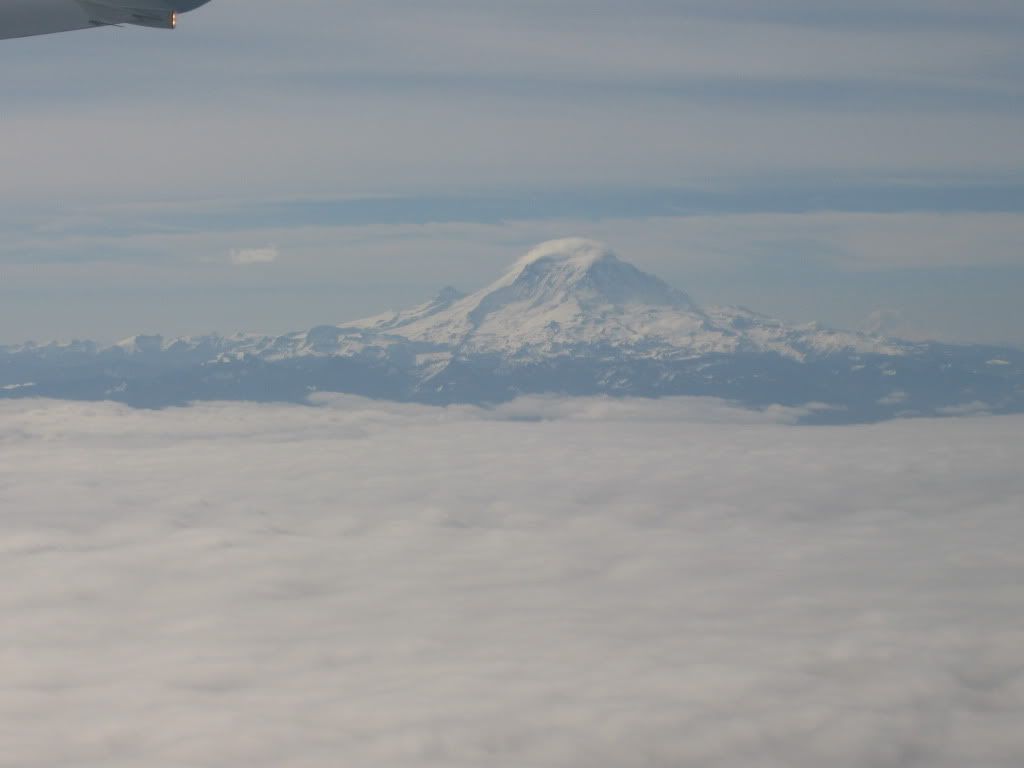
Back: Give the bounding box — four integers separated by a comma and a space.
240, 238, 913, 362
2, 239, 1022, 423
349, 239, 714, 356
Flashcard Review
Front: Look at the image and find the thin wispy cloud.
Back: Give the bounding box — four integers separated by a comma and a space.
229, 246, 279, 266
4, 0, 1022, 204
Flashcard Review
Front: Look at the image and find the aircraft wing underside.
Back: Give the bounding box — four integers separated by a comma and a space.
0, 0, 208, 40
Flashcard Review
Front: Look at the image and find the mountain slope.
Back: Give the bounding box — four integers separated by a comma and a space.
345, 239, 728, 358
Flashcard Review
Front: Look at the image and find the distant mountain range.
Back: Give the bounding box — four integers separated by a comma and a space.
2, 239, 1022, 423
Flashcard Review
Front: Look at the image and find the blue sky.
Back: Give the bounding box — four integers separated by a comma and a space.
2, 0, 1023, 345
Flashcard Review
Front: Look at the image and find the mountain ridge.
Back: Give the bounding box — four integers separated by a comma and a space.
2, 239, 1022, 424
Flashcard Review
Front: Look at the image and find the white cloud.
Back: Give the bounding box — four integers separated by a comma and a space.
877, 390, 910, 406
1, 396, 1023, 767
936, 401, 995, 417
229, 246, 278, 266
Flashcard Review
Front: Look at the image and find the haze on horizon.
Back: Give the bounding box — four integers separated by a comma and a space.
1, 0, 1023, 347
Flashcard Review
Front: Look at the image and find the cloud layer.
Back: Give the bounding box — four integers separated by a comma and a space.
1, 397, 1023, 766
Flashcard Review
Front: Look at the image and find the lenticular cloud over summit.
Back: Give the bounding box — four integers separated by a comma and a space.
505, 237, 696, 309
515, 237, 614, 268
2, 396, 1023, 767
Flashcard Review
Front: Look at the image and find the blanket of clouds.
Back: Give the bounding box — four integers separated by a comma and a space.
2, 396, 1023, 767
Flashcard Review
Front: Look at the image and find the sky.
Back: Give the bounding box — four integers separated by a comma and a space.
2, 396, 1023, 766
2, 0, 1023, 345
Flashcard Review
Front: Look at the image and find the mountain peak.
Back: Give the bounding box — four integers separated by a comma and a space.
490, 238, 697, 312
340, 239, 712, 355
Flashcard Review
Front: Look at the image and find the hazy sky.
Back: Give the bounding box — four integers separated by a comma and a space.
2, 396, 1023, 766
2, 0, 1023, 345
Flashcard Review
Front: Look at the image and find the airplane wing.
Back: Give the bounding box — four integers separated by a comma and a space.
0, 0, 208, 41
0, 0, 95, 40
